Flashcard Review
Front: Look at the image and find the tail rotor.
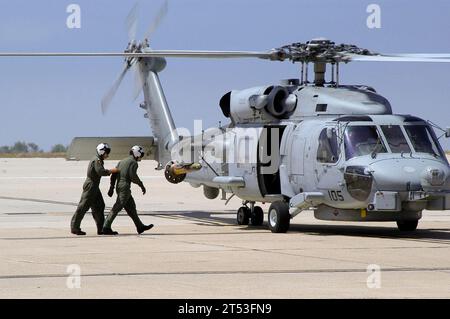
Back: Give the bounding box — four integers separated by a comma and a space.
101, 0, 169, 114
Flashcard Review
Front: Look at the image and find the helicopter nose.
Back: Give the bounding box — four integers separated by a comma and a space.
368, 158, 450, 192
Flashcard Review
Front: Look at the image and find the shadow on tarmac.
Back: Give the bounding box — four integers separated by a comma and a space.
150, 210, 450, 243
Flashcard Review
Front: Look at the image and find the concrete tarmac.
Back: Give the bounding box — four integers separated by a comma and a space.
0, 158, 449, 298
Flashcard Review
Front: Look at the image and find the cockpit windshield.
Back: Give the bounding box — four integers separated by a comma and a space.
380, 125, 411, 153
344, 125, 387, 160
404, 125, 445, 158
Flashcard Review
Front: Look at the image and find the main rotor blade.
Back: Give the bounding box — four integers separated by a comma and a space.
101, 63, 130, 115
138, 50, 272, 59
143, 0, 169, 41
126, 2, 140, 41
4, 51, 450, 63
386, 53, 450, 58
0, 50, 272, 59
348, 54, 450, 63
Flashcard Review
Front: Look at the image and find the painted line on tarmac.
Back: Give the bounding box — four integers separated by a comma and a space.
0, 231, 268, 241
0, 196, 79, 207
162, 213, 231, 226
1, 266, 450, 280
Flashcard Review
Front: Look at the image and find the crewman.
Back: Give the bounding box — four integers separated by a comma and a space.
102, 145, 154, 235
71, 143, 119, 235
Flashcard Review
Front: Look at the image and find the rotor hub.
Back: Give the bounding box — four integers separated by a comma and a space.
124, 40, 150, 65
269, 38, 376, 64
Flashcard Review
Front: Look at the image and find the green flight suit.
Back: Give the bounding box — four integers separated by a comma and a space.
71, 156, 111, 232
103, 155, 145, 230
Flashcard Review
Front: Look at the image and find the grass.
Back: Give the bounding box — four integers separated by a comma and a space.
0, 152, 66, 158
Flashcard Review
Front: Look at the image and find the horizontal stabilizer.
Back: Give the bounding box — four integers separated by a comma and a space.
67, 136, 157, 161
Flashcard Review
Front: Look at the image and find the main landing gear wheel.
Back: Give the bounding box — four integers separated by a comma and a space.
251, 206, 264, 226
396, 220, 418, 231
268, 201, 290, 233
237, 206, 250, 225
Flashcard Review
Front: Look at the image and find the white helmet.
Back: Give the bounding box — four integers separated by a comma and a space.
130, 145, 145, 159
96, 143, 111, 156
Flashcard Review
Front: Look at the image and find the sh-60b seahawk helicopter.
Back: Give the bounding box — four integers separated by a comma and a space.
2, 11, 450, 233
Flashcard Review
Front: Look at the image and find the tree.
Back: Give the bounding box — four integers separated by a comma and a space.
11, 141, 28, 153
51, 144, 67, 153
0, 146, 10, 153
27, 143, 40, 153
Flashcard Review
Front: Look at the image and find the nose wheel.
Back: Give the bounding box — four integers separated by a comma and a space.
236, 203, 264, 226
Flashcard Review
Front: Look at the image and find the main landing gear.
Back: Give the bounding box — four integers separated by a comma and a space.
267, 201, 290, 233
236, 201, 264, 226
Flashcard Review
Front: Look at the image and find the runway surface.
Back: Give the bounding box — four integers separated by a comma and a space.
0, 158, 449, 298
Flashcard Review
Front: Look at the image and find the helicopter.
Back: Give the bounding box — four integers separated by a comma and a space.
2, 7, 450, 234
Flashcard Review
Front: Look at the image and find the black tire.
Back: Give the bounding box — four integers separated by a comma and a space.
397, 220, 418, 231
268, 201, 290, 233
237, 207, 250, 225
251, 206, 264, 226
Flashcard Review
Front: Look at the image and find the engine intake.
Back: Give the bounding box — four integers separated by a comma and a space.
219, 85, 297, 124
265, 86, 297, 117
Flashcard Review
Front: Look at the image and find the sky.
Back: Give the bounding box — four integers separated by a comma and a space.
0, 0, 450, 150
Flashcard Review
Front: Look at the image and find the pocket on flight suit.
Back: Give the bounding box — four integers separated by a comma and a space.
82, 180, 93, 192
116, 185, 131, 205
81, 181, 96, 203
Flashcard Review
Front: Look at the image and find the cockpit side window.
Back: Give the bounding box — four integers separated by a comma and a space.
317, 127, 339, 163
344, 125, 387, 160
404, 125, 445, 158
380, 125, 411, 153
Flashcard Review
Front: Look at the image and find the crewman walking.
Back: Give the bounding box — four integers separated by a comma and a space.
102, 145, 154, 235
71, 143, 119, 235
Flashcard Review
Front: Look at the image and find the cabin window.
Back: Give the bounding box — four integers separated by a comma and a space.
344, 125, 387, 160
380, 125, 411, 153
317, 128, 339, 163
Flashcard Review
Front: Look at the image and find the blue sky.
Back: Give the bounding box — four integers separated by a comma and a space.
0, 0, 450, 150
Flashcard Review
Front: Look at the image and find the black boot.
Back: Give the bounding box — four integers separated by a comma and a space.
137, 224, 154, 234
102, 227, 119, 235
97, 229, 103, 235
71, 229, 86, 236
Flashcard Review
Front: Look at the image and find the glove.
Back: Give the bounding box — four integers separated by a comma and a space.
110, 168, 119, 174
141, 185, 146, 195
108, 186, 114, 197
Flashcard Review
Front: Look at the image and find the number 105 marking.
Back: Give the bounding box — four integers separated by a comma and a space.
328, 190, 344, 201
